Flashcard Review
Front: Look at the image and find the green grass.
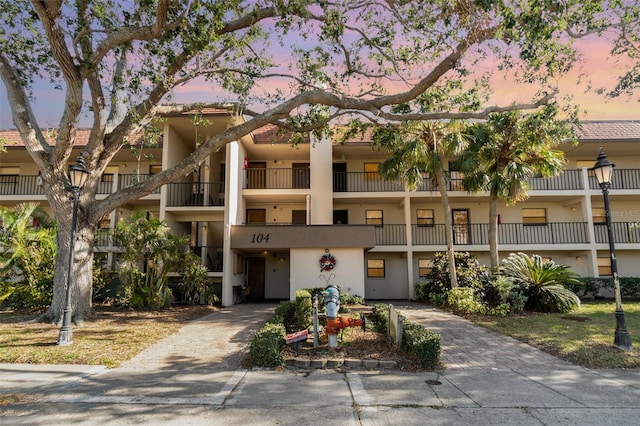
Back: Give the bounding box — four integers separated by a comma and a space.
0, 305, 217, 368
467, 300, 640, 369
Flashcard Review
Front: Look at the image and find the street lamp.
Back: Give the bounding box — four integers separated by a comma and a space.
591, 147, 633, 351
57, 156, 89, 346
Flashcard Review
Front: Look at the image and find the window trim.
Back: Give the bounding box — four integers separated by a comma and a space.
365, 209, 384, 227
416, 209, 435, 227
418, 258, 433, 277
367, 259, 385, 278
522, 208, 547, 226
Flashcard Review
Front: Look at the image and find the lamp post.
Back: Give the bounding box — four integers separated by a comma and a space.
57, 156, 89, 346
590, 147, 632, 351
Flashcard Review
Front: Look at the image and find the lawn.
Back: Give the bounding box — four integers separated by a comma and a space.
0, 305, 217, 368
467, 300, 640, 369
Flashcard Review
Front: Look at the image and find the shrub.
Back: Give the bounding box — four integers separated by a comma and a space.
500, 252, 581, 313
302, 287, 325, 301
273, 301, 296, 332
401, 321, 441, 369
447, 287, 486, 314
429, 292, 448, 307
414, 280, 435, 302
368, 303, 389, 333
248, 322, 286, 368
422, 252, 492, 301
611, 277, 640, 299
348, 294, 363, 305
570, 277, 607, 298
490, 275, 527, 313
487, 303, 510, 317
295, 290, 312, 329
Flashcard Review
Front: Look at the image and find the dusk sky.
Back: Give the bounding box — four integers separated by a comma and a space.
0, 28, 638, 131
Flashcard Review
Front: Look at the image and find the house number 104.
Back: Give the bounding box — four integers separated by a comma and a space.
251, 233, 270, 243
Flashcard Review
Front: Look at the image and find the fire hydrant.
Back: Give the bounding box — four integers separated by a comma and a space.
324, 284, 365, 348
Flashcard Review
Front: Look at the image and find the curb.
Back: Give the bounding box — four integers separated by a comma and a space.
285, 357, 398, 370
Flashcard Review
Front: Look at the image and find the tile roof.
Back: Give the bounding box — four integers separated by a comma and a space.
2, 120, 639, 147
0, 129, 92, 147
251, 124, 310, 144
576, 120, 640, 141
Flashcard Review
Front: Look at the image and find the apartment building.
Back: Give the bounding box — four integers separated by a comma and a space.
2, 116, 639, 306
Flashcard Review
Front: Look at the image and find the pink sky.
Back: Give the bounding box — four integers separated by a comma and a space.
1, 31, 637, 130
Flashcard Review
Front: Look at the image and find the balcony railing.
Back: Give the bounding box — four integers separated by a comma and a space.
374, 224, 407, 245
0, 173, 161, 196
412, 222, 590, 246
166, 182, 225, 207
191, 245, 224, 272
528, 170, 583, 190
589, 169, 640, 190
594, 222, 640, 244
245, 168, 310, 189
0, 175, 45, 195
117, 174, 161, 193
333, 172, 405, 192
339, 169, 588, 193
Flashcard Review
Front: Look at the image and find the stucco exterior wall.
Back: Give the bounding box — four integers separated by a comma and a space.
290, 248, 365, 300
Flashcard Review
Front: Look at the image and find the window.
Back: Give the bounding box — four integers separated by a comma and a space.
417, 209, 434, 227
598, 256, 612, 276
418, 259, 433, 277
98, 217, 111, 229
101, 166, 118, 182
149, 165, 162, 175
522, 208, 547, 225
364, 163, 381, 181
366, 210, 383, 226
592, 208, 607, 225
367, 259, 385, 277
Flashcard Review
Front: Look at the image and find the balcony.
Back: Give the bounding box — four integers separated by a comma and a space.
332, 169, 640, 194
373, 224, 407, 245
588, 169, 640, 190
594, 222, 640, 244
411, 222, 590, 246
166, 182, 225, 207
245, 168, 310, 189
0, 173, 160, 196
333, 172, 405, 192
0, 175, 44, 196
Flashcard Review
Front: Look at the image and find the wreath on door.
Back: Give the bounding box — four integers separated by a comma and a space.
320, 252, 336, 272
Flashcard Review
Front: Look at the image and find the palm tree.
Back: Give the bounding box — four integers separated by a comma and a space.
501, 252, 580, 313
372, 121, 468, 288
458, 107, 575, 272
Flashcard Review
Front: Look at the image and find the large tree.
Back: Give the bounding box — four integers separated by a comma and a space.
0, 0, 634, 323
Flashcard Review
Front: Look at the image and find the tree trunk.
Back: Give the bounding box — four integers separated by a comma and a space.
489, 195, 499, 273
37, 218, 94, 325
435, 167, 458, 288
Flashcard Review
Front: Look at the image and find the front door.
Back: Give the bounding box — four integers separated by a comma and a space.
246, 257, 265, 300
333, 163, 347, 192
452, 209, 470, 245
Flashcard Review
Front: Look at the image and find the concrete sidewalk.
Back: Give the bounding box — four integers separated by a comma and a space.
2, 302, 640, 425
